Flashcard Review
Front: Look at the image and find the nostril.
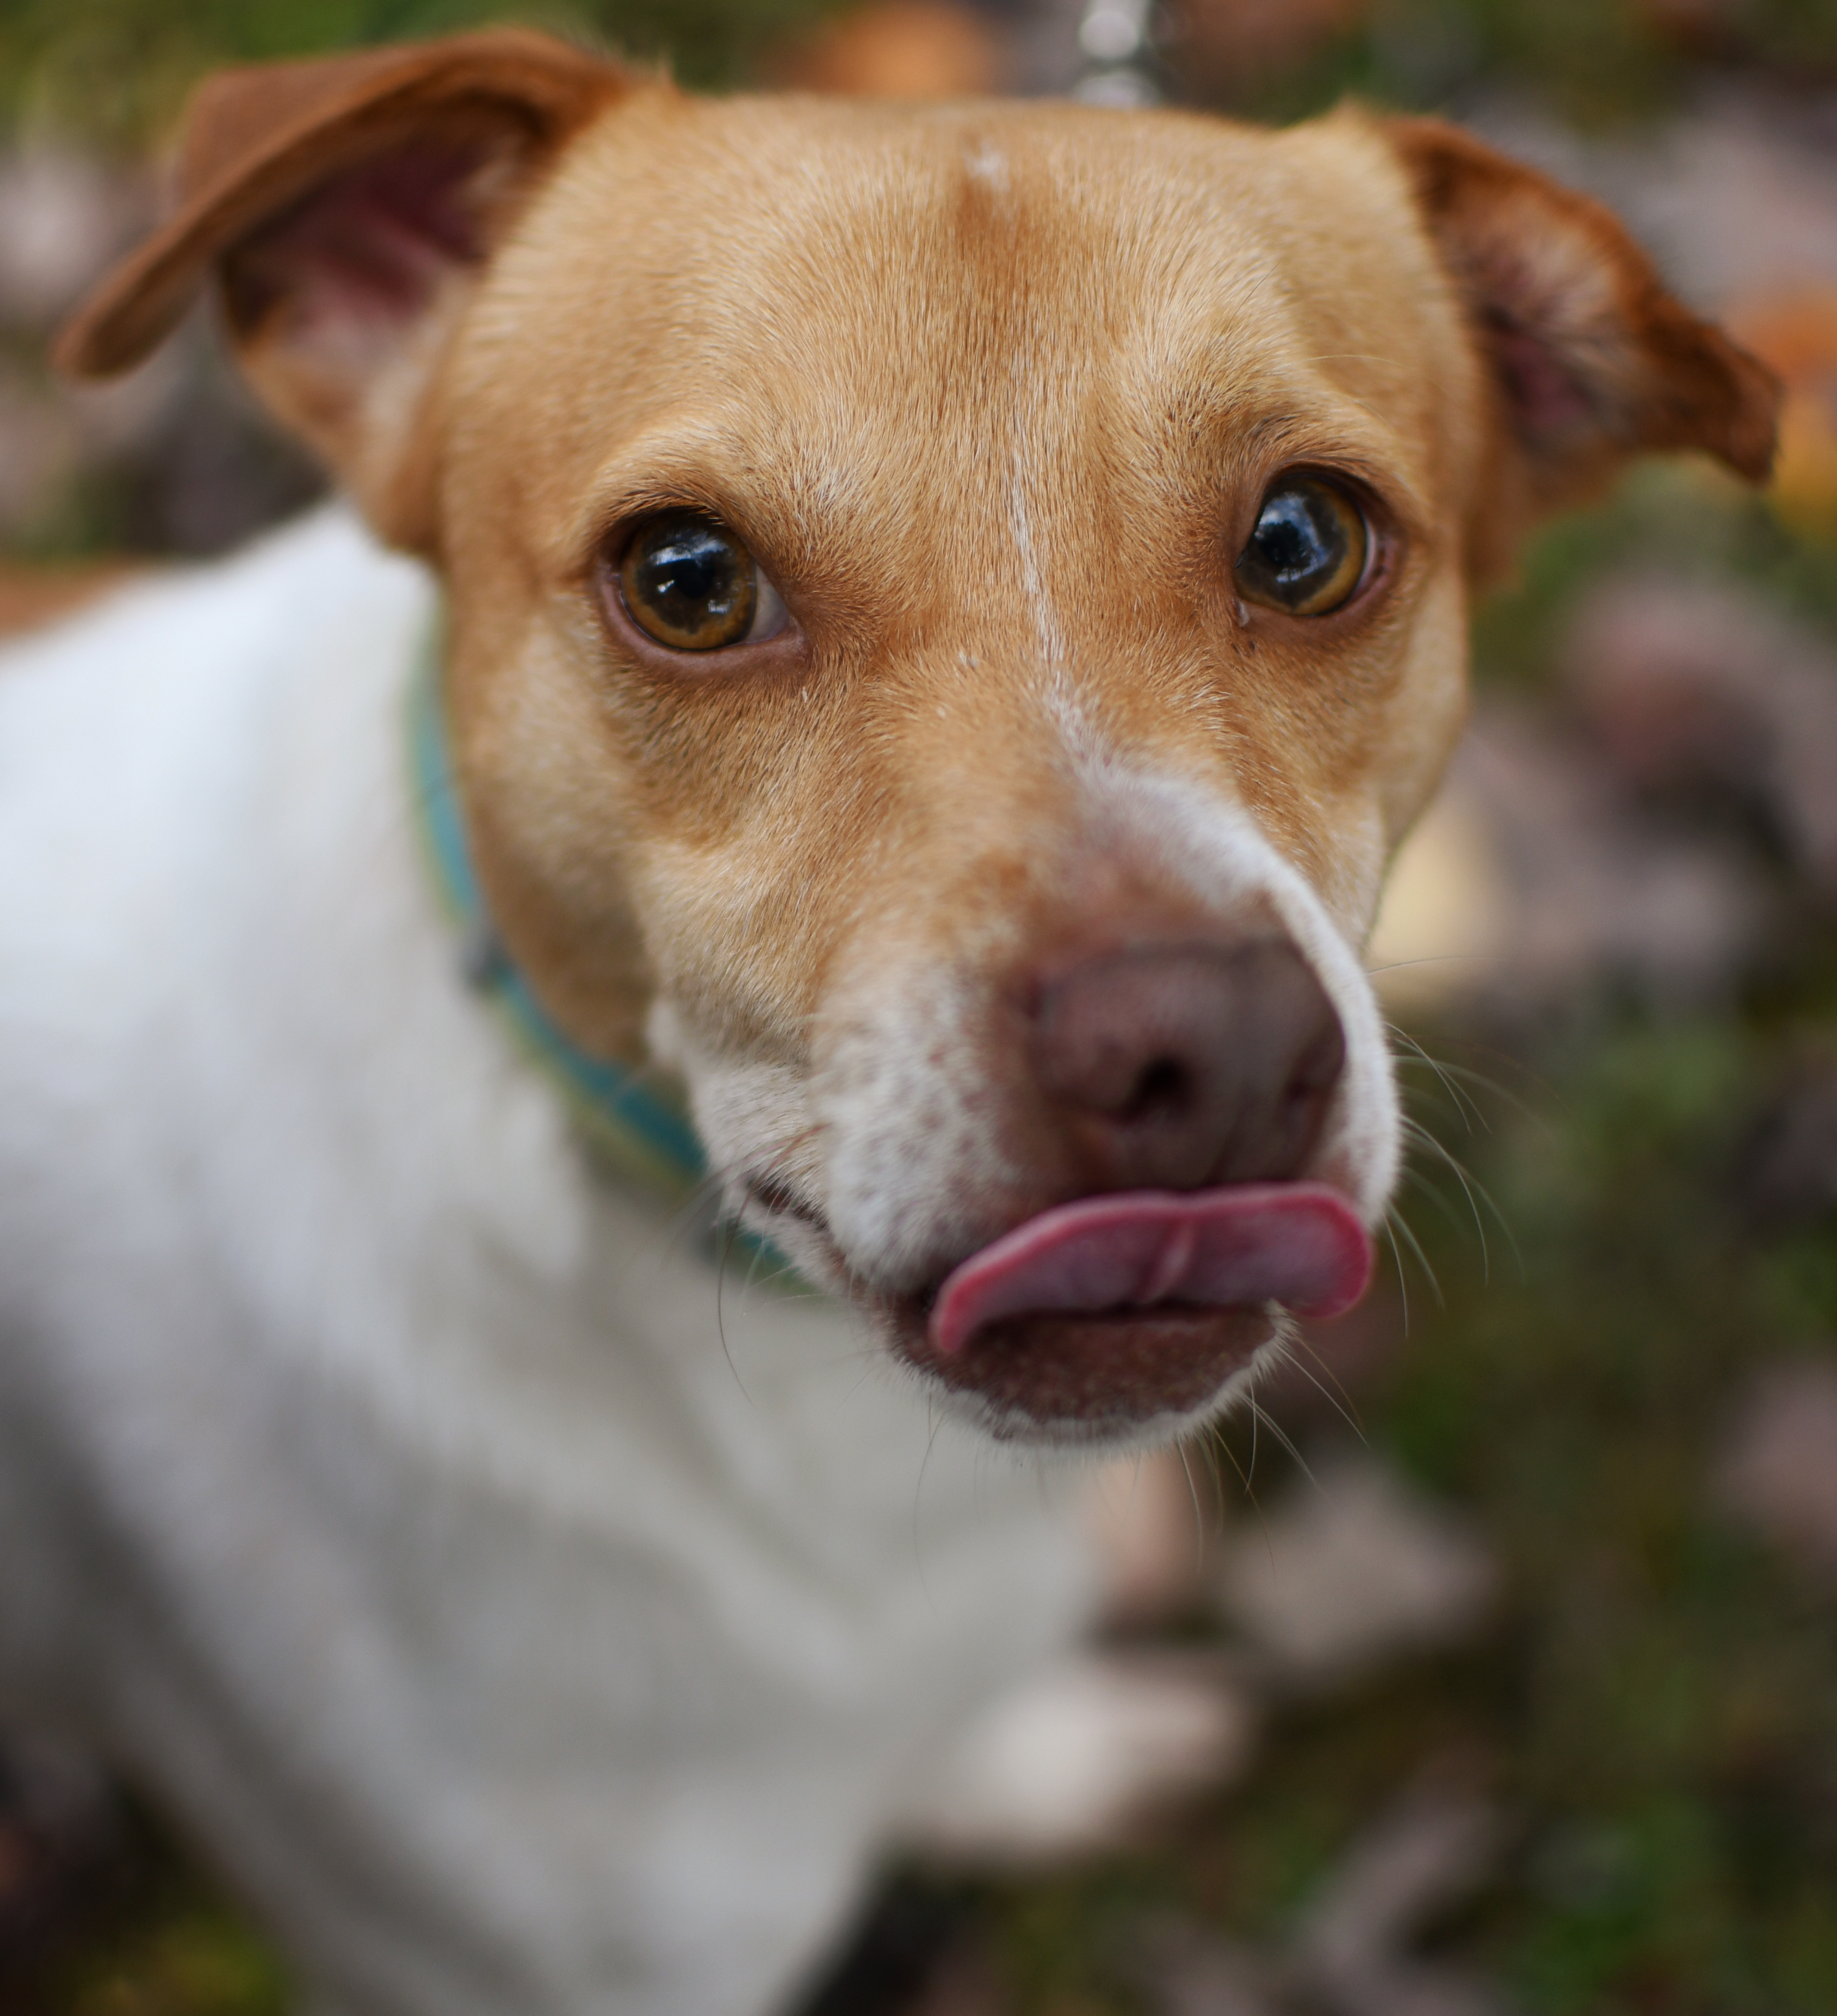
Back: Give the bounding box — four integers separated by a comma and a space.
1290, 1025, 1345, 1103
1122, 1055, 1191, 1124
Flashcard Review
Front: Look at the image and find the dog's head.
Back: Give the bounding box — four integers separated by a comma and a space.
61, 33, 1777, 1445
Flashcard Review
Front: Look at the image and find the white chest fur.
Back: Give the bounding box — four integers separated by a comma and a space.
0, 511, 1100, 2016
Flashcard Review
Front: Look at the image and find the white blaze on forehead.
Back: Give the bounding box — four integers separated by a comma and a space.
1004, 351, 1099, 760
964, 140, 1009, 189
1005, 450, 1063, 685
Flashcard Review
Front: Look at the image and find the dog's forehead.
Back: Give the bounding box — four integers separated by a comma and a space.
551, 92, 1424, 309
465, 94, 1460, 534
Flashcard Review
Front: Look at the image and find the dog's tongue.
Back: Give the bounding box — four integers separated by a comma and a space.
929, 1183, 1371, 1357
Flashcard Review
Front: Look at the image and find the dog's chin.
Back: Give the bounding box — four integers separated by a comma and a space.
752, 1176, 1371, 1447
880, 1294, 1278, 1445
751, 1198, 1280, 1445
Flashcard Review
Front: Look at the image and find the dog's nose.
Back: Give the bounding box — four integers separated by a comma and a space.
1029, 937, 1345, 1192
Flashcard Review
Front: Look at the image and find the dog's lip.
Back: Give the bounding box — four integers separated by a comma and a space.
925, 1182, 1371, 1359
745, 1171, 828, 1229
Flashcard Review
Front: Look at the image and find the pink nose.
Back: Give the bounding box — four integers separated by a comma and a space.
1028, 937, 1345, 1193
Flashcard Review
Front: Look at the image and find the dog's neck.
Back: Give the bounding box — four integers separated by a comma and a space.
410, 618, 712, 1207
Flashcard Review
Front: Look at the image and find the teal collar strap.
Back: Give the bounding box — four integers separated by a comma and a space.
409, 626, 714, 1207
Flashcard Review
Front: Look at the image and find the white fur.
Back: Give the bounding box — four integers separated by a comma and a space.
0, 509, 1107, 2016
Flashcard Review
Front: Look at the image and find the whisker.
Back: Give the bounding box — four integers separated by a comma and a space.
1206, 1418, 1274, 1571
1400, 1090, 1476, 1141
1399, 1159, 1475, 1234
1384, 1204, 1444, 1309
1399, 1126, 1490, 1276
1270, 1333, 1368, 1444
1395, 1032, 1551, 1128
1196, 1434, 1226, 1520
1249, 1393, 1315, 1488
1176, 1440, 1208, 1573
1390, 1026, 1489, 1133
1406, 1130, 1492, 1283
1365, 953, 1479, 979
1402, 1123, 1525, 1284
710, 1215, 760, 1408
1381, 1217, 1412, 1335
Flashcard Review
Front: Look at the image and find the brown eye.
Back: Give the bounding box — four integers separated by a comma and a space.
617, 512, 784, 652
1234, 477, 1369, 616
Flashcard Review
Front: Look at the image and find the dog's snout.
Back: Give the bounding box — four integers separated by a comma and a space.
1029, 938, 1345, 1193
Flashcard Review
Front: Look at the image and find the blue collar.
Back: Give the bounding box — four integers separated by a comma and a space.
408, 624, 716, 1208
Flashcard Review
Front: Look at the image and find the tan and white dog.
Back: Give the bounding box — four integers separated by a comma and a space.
0, 30, 1774, 2016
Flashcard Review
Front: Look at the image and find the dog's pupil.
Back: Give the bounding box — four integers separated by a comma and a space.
1252, 485, 1341, 586
1234, 477, 1366, 617
622, 514, 756, 649
647, 527, 737, 613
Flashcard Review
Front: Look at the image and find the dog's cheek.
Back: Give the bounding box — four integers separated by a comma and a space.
1365, 568, 1473, 852
812, 958, 1021, 1296
648, 998, 801, 1182
646, 1000, 853, 1277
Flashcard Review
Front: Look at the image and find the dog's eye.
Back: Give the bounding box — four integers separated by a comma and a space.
618, 513, 787, 652
1234, 477, 1369, 617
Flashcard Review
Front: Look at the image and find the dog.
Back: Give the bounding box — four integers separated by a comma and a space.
0, 29, 1776, 2016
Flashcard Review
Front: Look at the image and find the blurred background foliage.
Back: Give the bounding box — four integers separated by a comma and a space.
0, 0, 827, 138
2, 2, 1837, 2015
2, 0, 1837, 149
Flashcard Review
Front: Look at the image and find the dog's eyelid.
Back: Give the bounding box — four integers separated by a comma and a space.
577, 461, 776, 567
593, 502, 790, 593
1235, 431, 1422, 546
1259, 461, 1381, 522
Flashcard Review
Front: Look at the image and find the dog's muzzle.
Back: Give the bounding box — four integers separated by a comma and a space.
878, 930, 1376, 1437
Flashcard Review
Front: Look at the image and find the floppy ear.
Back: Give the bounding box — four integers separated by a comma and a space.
55, 31, 629, 551
1383, 116, 1780, 577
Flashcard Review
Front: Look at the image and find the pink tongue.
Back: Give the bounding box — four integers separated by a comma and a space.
929, 1183, 1372, 1357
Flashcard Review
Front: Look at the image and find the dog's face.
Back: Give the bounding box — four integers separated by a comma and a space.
63, 33, 1776, 1445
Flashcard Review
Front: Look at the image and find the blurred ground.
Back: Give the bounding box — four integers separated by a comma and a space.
3, 2, 1837, 2012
